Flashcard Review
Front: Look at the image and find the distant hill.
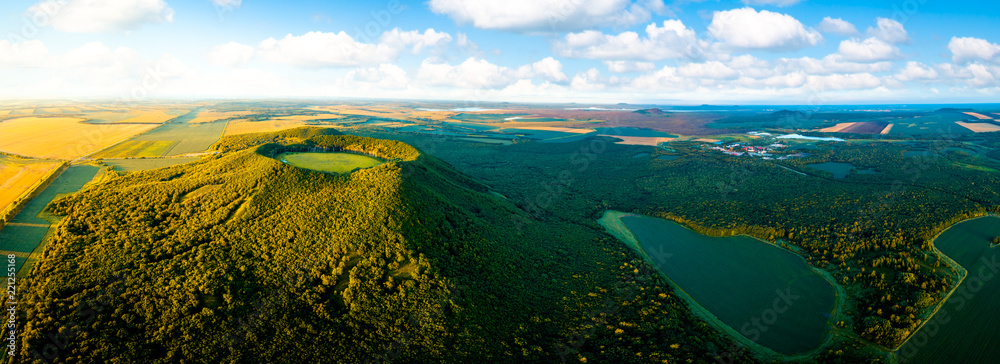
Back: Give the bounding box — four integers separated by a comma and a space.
633, 108, 666, 115
935, 107, 974, 113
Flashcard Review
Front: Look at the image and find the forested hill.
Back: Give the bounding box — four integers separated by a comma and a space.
16, 128, 730, 363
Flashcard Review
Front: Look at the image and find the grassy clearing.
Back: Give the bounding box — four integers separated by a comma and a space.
92, 140, 179, 158
103, 157, 200, 172
0, 117, 159, 159
279, 152, 382, 174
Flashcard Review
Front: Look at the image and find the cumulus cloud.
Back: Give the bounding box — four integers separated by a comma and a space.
948, 37, 1000, 63
570, 68, 618, 91
556, 20, 704, 61
741, 0, 802, 7
895, 61, 939, 82
708, 7, 822, 51
208, 42, 255, 67
0, 40, 51, 67
603, 60, 656, 73
380, 28, 453, 55
28, 0, 174, 33
677, 61, 739, 80
818, 17, 858, 36
416, 57, 515, 89
256, 29, 452, 68
344, 64, 409, 89
427, 0, 663, 32
867, 17, 909, 44
837, 37, 901, 62
514, 57, 568, 82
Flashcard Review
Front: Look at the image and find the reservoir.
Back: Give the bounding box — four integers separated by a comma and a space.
899, 216, 1000, 363
601, 212, 838, 355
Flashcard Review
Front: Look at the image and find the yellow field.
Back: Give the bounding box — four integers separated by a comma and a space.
693, 138, 722, 143
0, 117, 159, 159
880, 124, 894, 134
39, 108, 62, 114
189, 110, 255, 124
956, 121, 1000, 133
271, 114, 344, 122
819, 122, 857, 133
0, 110, 10, 116
963, 112, 993, 120
13, 109, 33, 114
225, 119, 322, 136
310, 105, 454, 121
0, 159, 62, 216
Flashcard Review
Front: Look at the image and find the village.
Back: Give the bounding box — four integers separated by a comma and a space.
702, 132, 813, 160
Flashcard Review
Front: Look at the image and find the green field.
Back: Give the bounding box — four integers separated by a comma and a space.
900, 216, 1000, 363
125, 107, 226, 156
613, 214, 837, 355
93, 140, 179, 158
0, 165, 99, 265
102, 157, 201, 172
279, 152, 383, 174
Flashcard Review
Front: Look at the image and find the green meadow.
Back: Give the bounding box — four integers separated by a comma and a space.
279, 152, 383, 174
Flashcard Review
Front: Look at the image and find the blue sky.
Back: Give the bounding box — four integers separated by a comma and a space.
1, 0, 999, 104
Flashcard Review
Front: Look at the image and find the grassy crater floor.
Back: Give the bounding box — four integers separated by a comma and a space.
278, 152, 383, 174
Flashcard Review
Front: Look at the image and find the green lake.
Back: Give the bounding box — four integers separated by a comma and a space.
613, 214, 837, 354
898, 216, 1000, 363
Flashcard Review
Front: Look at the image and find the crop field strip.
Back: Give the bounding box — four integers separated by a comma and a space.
0, 159, 63, 221
0, 116, 160, 159
0, 165, 100, 274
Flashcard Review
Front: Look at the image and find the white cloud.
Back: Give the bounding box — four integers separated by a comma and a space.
837, 37, 901, 62
895, 61, 939, 82
603, 60, 655, 73
708, 7, 822, 51
416, 57, 515, 89
427, 0, 663, 32
515, 57, 568, 82
867, 17, 909, 44
556, 20, 704, 61
741, 0, 802, 7
257, 29, 452, 68
818, 17, 858, 36
344, 64, 409, 89
0, 40, 51, 67
379, 28, 453, 55
948, 37, 1000, 63
678, 61, 739, 80
208, 42, 254, 67
806, 73, 884, 91
28, 0, 174, 33
570, 68, 614, 91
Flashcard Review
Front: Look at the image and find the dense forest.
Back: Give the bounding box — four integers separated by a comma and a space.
13, 128, 744, 363
351, 127, 1000, 353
